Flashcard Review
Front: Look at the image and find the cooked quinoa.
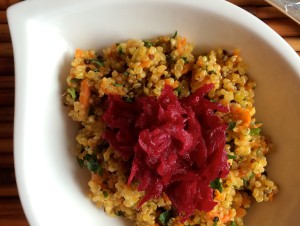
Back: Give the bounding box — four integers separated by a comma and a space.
64, 33, 278, 226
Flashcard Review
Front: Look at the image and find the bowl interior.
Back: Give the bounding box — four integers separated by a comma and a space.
9, 0, 300, 225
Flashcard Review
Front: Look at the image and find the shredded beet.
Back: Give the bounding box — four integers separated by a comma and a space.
102, 84, 229, 219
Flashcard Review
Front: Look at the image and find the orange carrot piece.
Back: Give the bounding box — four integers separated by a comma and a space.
236, 207, 246, 218
75, 48, 84, 59
164, 78, 173, 86
242, 194, 251, 206
79, 79, 91, 111
221, 214, 230, 224
91, 173, 102, 185
141, 60, 150, 68
230, 104, 251, 126
182, 62, 193, 74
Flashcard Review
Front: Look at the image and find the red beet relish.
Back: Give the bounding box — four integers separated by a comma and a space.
102, 84, 229, 219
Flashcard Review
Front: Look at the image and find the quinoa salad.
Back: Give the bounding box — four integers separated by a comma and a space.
64, 32, 278, 226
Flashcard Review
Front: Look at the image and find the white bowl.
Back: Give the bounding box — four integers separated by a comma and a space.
7, 0, 300, 225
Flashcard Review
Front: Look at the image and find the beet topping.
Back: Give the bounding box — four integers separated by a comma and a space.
102, 84, 229, 219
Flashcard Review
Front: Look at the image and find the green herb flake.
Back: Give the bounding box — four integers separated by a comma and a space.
97, 165, 104, 176
77, 158, 84, 168
175, 86, 182, 95
123, 71, 129, 76
91, 59, 104, 67
84, 154, 99, 172
158, 210, 172, 226
181, 56, 188, 63
230, 221, 237, 226
116, 211, 124, 216
172, 30, 178, 39
118, 47, 123, 54
227, 154, 237, 160
249, 128, 261, 135
114, 83, 122, 87
103, 191, 108, 197
243, 178, 249, 187
70, 78, 80, 83
126, 98, 133, 103
228, 121, 236, 130
210, 99, 217, 103
208, 69, 216, 75
248, 172, 255, 180
210, 178, 222, 193
144, 41, 153, 48
67, 88, 76, 100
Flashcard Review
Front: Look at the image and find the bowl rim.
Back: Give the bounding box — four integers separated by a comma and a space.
7, 0, 300, 225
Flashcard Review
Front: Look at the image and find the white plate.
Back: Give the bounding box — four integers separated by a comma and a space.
7, 0, 300, 225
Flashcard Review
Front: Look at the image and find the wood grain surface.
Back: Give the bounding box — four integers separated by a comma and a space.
0, 0, 299, 225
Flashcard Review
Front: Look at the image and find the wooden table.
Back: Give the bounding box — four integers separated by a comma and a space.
0, 0, 299, 225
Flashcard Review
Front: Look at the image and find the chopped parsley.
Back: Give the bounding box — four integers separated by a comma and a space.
248, 172, 255, 180
123, 71, 129, 76
116, 211, 124, 216
144, 41, 153, 48
158, 210, 172, 226
243, 172, 254, 187
122, 96, 134, 103
172, 30, 178, 39
249, 128, 261, 135
227, 154, 237, 160
227, 121, 236, 130
126, 98, 133, 103
91, 59, 104, 67
77, 158, 84, 167
210, 178, 222, 193
84, 58, 104, 67
230, 221, 237, 226
175, 86, 182, 95
84, 154, 103, 175
114, 83, 122, 87
70, 78, 80, 83
118, 47, 123, 54
67, 88, 77, 100
181, 56, 188, 63
103, 191, 108, 197
208, 69, 216, 75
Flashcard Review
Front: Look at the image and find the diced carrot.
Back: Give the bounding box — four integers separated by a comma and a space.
177, 37, 187, 53
173, 80, 179, 89
164, 78, 174, 86
242, 193, 251, 206
238, 168, 248, 177
75, 48, 84, 59
236, 207, 246, 218
230, 104, 251, 126
91, 173, 102, 185
141, 60, 150, 68
215, 189, 224, 201
164, 78, 179, 89
233, 49, 240, 56
221, 214, 230, 224
79, 79, 91, 112
206, 211, 217, 221
181, 62, 193, 74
